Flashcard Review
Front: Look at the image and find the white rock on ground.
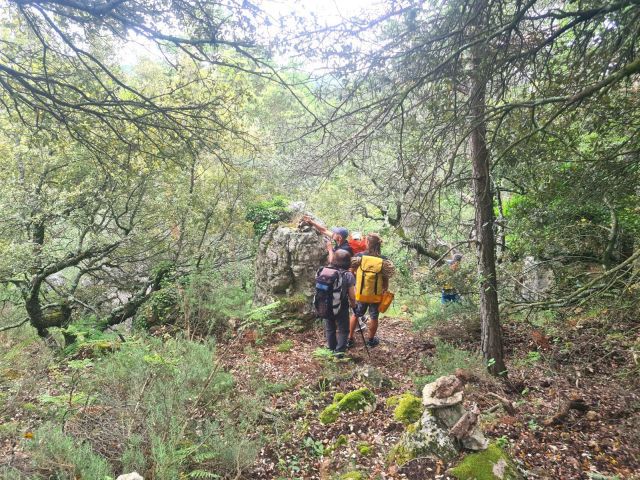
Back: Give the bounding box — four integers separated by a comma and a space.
116, 473, 144, 480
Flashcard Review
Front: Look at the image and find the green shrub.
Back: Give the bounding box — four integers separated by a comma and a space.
17, 336, 265, 479
179, 272, 253, 337
245, 196, 291, 236
413, 299, 479, 334
0, 466, 28, 479
27, 423, 113, 479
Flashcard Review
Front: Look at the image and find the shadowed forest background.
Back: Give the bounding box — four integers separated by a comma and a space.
0, 0, 639, 479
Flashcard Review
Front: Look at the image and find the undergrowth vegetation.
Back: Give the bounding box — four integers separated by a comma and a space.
1, 312, 267, 479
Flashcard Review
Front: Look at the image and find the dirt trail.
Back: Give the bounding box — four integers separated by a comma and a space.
223, 315, 640, 479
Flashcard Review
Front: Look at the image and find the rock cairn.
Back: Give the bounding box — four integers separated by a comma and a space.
392, 375, 488, 464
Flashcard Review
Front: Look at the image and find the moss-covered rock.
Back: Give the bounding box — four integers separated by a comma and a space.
388, 410, 458, 465
393, 393, 423, 425
319, 404, 340, 424
319, 388, 376, 424
449, 444, 524, 480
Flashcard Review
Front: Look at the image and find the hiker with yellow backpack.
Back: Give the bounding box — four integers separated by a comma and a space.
346, 233, 395, 349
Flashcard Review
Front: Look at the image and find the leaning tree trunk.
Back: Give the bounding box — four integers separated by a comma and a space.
469, 8, 506, 376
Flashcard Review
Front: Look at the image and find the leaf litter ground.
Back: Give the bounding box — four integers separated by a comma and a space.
223, 314, 639, 480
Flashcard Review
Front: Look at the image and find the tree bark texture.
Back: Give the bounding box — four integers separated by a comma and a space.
469, 3, 506, 376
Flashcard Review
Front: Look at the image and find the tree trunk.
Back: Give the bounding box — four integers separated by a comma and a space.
469, 10, 506, 376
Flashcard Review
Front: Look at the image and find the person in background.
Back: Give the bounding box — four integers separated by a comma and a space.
347, 233, 395, 348
441, 253, 463, 303
301, 215, 353, 263
348, 231, 367, 255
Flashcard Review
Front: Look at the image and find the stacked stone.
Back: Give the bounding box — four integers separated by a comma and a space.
393, 375, 488, 463
422, 375, 488, 451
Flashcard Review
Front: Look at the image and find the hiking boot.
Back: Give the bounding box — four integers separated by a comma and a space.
366, 337, 380, 348
333, 350, 346, 359
346, 338, 355, 349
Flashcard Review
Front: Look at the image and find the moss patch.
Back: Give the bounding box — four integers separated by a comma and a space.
275, 339, 294, 352
319, 388, 376, 424
339, 472, 364, 480
450, 444, 524, 480
393, 393, 423, 425
357, 442, 373, 456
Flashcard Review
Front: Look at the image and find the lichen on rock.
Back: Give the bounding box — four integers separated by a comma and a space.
449, 444, 525, 480
253, 225, 328, 313
319, 388, 376, 424
388, 409, 459, 465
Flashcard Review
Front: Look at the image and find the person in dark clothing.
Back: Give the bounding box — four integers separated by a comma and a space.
319, 249, 356, 355
301, 216, 353, 263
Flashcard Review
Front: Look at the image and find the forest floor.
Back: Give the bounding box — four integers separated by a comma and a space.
222, 308, 640, 479
1, 305, 638, 479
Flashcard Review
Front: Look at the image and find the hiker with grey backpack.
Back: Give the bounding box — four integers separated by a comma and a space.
313, 249, 356, 357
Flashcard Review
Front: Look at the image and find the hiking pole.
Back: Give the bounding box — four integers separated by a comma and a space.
357, 315, 371, 358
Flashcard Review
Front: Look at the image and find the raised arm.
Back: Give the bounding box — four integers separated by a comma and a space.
302, 215, 330, 237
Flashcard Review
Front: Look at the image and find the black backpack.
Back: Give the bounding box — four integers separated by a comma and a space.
313, 267, 345, 319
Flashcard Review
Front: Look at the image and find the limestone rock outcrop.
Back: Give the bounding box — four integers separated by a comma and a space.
253, 224, 328, 312
520, 256, 555, 301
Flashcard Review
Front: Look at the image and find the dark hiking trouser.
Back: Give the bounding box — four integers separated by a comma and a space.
324, 312, 349, 352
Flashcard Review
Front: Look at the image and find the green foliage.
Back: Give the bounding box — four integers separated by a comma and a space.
527, 419, 542, 432
138, 281, 181, 328
59, 315, 119, 357
495, 435, 510, 449
303, 436, 325, 457
313, 347, 335, 360
413, 299, 478, 333
178, 271, 254, 336
450, 444, 523, 480
339, 472, 365, 480
245, 196, 291, 236
414, 340, 484, 391
15, 336, 264, 479
276, 339, 294, 352
27, 423, 113, 480
0, 466, 27, 479
357, 442, 373, 456
319, 388, 376, 424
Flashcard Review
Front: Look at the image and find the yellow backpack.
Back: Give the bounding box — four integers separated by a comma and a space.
355, 255, 384, 303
